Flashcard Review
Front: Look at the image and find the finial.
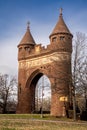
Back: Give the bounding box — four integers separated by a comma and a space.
27, 21, 30, 30
60, 8, 63, 15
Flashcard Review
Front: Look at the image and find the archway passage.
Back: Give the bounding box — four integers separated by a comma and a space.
35, 75, 51, 114
26, 71, 43, 113
26, 72, 51, 114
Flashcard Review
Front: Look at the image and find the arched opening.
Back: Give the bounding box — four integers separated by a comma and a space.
27, 71, 51, 114
35, 75, 51, 114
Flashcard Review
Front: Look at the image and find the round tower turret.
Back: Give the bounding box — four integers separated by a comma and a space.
49, 9, 73, 116
18, 22, 36, 60
49, 8, 73, 53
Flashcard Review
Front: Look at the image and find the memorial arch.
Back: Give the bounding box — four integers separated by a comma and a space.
17, 10, 73, 116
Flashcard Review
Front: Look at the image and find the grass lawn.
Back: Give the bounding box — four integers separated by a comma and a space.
0, 114, 87, 130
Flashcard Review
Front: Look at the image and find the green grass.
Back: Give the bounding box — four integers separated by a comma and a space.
0, 114, 72, 121
0, 114, 87, 130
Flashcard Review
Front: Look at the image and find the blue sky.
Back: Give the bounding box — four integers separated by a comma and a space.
0, 0, 87, 75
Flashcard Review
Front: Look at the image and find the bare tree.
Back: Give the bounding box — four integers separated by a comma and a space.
0, 74, 17, 113
72, 32, 87, 88
72, 32, 87, 119
76, 58, 87, 111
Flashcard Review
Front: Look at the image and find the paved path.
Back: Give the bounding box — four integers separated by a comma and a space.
30, 118, 87, 125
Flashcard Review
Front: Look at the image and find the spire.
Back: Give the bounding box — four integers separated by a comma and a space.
27, 21, 30, 31
18, 22, 36, 47
60, 8, 63, 16
49, 8, 72, 37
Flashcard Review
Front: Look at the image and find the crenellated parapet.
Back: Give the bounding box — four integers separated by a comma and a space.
18, 43, 50, 60
18, 40, 72, 61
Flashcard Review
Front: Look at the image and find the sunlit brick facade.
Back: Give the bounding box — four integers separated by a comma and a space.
17, 10, 73, 116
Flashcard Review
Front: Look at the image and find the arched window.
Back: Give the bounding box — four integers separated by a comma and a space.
19, 47, 22, 52
24, 47, 30, 52
52, 37, 57, 42
60, 36, 65, 40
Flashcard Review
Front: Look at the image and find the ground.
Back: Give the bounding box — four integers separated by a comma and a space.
0, 114, 87, 130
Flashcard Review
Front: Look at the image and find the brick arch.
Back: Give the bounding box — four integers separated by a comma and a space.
25, 69, 52, 88
24, 69, 52, 113
25, 69, 43, 88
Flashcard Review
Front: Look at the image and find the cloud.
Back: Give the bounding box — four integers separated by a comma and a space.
0, 65, 15, 75
0, 38, 18, 75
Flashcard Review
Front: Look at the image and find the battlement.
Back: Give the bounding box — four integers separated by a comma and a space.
18, 38, 72, 61
18, 43, 53, 60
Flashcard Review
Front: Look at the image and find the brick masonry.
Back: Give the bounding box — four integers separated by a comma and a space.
17, 11, 73, 116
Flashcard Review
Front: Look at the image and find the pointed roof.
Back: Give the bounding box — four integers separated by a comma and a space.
18, 22, 36, 47
50, 8, 72, 37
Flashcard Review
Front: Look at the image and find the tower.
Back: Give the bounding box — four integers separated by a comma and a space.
49, 9, 73, 116
17, 9, 73, 116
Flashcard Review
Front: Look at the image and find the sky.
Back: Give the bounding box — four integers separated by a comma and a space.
0, 0, 87, 75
